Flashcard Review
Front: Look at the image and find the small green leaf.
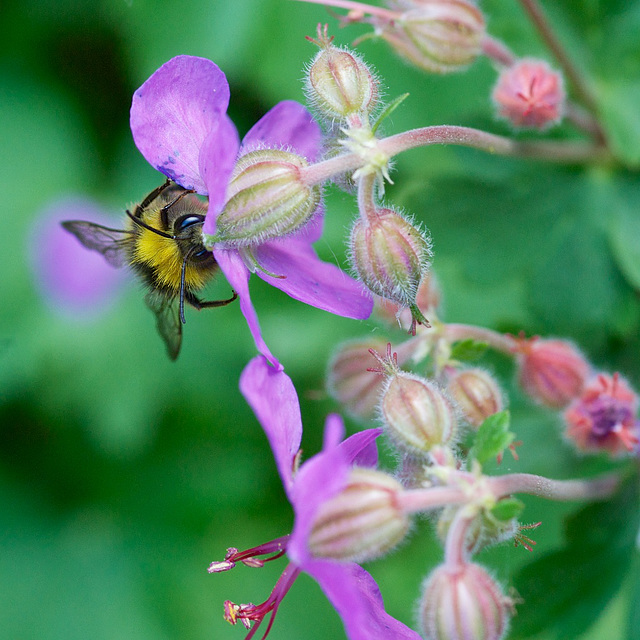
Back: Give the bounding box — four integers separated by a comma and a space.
371, 93, 410, 135
468, 410, 514, 466
597, 81, 640, 167
490, 497, 525, 522
449, 339, 488, 363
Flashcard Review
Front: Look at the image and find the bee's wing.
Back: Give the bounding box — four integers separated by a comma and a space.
61, 220, 132, 268
144, 289, 182, 361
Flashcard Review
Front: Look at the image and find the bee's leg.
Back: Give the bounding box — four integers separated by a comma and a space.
186, 291, 238, 310
133, 178, 172, 217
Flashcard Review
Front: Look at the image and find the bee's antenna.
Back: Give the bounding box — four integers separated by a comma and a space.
160, 188, 195, 228
126, 209, 175, 239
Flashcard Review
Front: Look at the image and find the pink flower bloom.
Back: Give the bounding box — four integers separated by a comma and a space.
30, 198, 124, 317
564, 373, 640, 457
492, 59, 565, 130
130, 55, 373, 368
207, 356, 420, 640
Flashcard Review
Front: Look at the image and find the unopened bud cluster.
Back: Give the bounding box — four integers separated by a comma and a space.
307, 467, 409, 562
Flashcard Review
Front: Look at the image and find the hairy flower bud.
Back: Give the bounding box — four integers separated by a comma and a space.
376, 272, 442, 329
350, 208, 432, 329
327, 338, 389, 420
206, 149, 321, 248
380, 0, 486, 73
564, 373, 640, 457
447, 368, 504, 428
307, 467, 409, 562
308, 43, 378, 120
420, 562, 511, 640
515, 337, 590, 408
492, 59, 565, 129
381, 371, 457, 455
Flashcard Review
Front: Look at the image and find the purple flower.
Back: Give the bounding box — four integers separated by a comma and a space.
130, 55, 373, 368
206, 355, 420, 640
30, 198, 124, 317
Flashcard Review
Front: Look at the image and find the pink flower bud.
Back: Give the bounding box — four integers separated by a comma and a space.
420, 562, 511, 640
307, 31, 378, 119
492, 59, 565, 129
380, 0, 486, 73
447, 368, 504, 428
515, 337, 590, 408
375, 272, 442, 329
381, 370, 458, 455
209, 149, 321, 247
308, 467, 409, 562
564, 373, 640, 457
350, 208, 432, 330
327, 338, 390, 420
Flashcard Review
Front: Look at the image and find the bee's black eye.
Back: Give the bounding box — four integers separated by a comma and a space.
176, 215, 203, 231
194, 248, 209, 259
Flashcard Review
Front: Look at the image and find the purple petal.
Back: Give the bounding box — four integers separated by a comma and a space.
130, 55, 230, 193
254, 239, 374, 319
213, 248, 281, 369
30, 198, 124, 317
241, 100, 322, 162
200, 114, 240, 233
305, 560, 422, 640
339, 427, 383, 468
239, 356, 302, 495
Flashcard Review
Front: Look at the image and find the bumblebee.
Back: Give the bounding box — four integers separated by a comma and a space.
62, 179, 236, 360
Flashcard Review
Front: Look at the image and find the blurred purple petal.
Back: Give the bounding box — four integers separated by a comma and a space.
339, 427, 382, 468
200, 113, 240, 232
130, 55, 230, 193
31, 198, 124, 317
305, 561, 422, 640
255, 239, 373, 319
241, 100, 323, 162
239, 356, 302, 495
213, 248, 281, 369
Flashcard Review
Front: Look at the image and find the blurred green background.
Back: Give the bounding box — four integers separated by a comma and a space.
2, 0, 639, 638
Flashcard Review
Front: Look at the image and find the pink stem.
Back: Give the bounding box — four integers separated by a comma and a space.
443, 324, 516, 355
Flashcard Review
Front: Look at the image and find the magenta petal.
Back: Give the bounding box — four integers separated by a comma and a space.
240, 356, 302, 495
130, 55, 230, 193
305, 561, 421, 640
255, 239, 373, 319
339, 427, 383, 468
200, 114, 240, 233
31, 198, 124, 317
241, 100, 323, 162
213, 248, 281, 369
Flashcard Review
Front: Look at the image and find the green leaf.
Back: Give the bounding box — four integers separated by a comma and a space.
608, 175, 640, 290
449, 339, 488, 362
468, 410, 514, 466
490, 497, 525, 522
597, 81, 640, 167
511, 473, 640, 639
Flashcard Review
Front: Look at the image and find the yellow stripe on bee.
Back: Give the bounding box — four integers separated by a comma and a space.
130, 208, 212, 292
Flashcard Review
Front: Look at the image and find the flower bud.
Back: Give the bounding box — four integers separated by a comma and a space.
447, 368, 504, 428
308, 43, 378, 120
564, 372, 640, 457
380, 1, 486, 73
327, 338, 389, 420
307, 467, 409, 562
420, 562, 511, 640
207, 149, 321, 247
376, 272, 442, 329
350, 208, 432, 329
381, 371, 458, 455
515, 337, 590, 408
492, 59, 565, 129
